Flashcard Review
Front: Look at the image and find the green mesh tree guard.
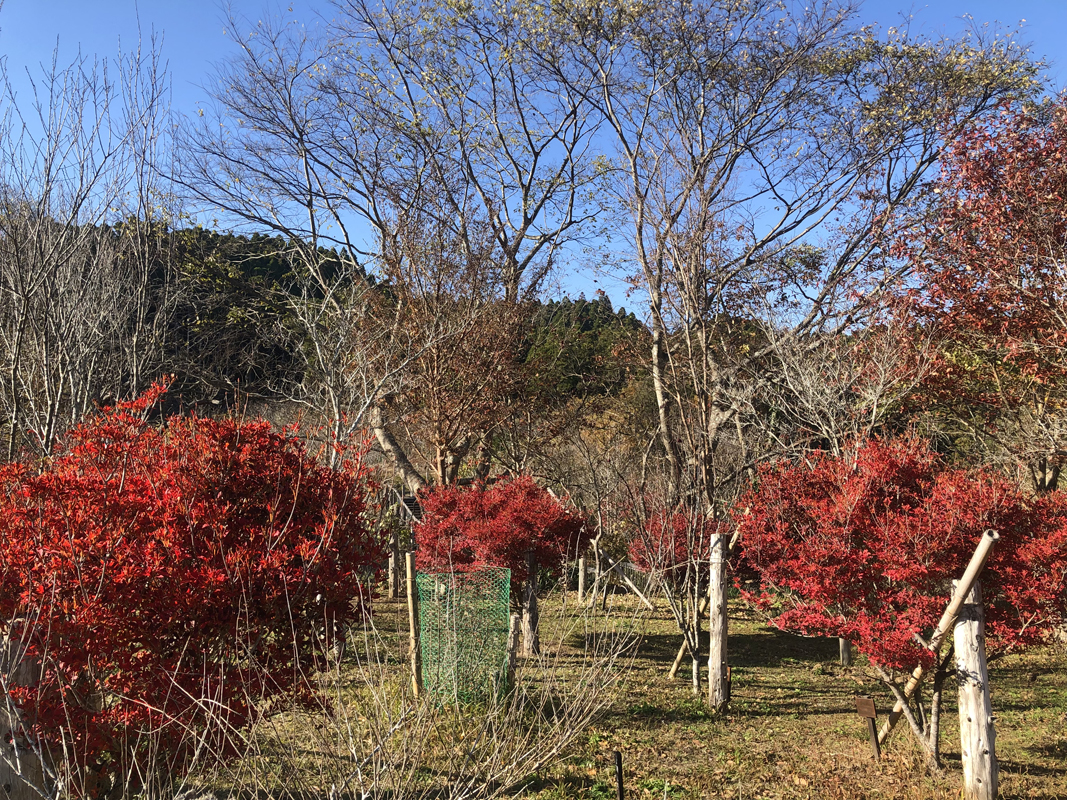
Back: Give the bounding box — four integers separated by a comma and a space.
416, 566, 511, 703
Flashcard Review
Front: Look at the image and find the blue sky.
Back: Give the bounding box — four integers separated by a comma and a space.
1, 0, 1063, 124
0, 0, 1063, 300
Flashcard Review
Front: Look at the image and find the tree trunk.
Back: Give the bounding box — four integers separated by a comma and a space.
522, 551, 540, 656
954, 579, 997, 800
577, 557, 586, 602
839, 638, 852, 667
690, 594, 702, 695
707, 534, 728, 711
369, 405, 428, 494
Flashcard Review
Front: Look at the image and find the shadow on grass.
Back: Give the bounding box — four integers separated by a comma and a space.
624, 628, 840, 669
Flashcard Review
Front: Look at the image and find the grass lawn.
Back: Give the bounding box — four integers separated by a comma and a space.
230, 589, 1065, 800
512, 592, 1067, 800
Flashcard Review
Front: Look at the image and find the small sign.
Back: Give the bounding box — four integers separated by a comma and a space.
856, 696, 881, 760
856, 696, 877, 719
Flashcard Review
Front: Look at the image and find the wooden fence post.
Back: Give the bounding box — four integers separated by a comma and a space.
707, 533, 729, 711
954, 579, 997, 800
879, 529, 999, 746
506, 613, 521, 687
405, 551, 423, 697
388, 530, 400, 599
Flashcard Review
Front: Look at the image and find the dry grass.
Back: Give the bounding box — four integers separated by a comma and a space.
178, 588, 1065, 800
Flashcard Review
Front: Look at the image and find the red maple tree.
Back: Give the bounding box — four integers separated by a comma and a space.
628, 510, 727, 590
907, 99, 1067, 491
737, 435, 1067, 672
0, 384, 381, 793
415, 475, 590, 599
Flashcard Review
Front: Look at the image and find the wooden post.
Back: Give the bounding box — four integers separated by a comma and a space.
955, 579, 997, 800
1, 635, 44, 800
388, 530, 400, 599
707, 533, 728, 712
405, 551, 423, 697
879, 529, 999, 746
577, 557, 586, 602
839, 638, 853, 667
506, 613, 521, 687
522, 551, 540, 656
614, 750, 624, 800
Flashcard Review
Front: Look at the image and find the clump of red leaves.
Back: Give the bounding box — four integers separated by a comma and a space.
628, 510, 728, 589
415, 475, 590, 598
737, 435, 1067, 671
0, 383, 381, 788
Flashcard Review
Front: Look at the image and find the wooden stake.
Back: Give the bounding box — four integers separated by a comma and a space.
577, 556, 586, 602
707, 533, 728, 711
1, 635, 44, 800
405, 551, 423, 697
614, 750, 624, 800
955, 579, 997, 800
839, 638, 853, 667
506, 613, 521, 687
878, 529, 999, 746
388, 530, 400, 599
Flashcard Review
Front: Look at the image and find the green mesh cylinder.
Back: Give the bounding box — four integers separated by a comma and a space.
416, 566, 511, 703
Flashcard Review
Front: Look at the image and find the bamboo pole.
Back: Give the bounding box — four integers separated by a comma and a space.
405, 551, 423, 697
955, 579, 997, 800
878, 529, 999, 746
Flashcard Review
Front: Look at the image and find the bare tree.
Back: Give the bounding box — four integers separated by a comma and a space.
0, 40, 176, 459
181, 1, 603, 481
533, 0, 1037, 506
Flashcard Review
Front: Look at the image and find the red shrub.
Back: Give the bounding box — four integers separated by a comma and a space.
415, 476, 590, 596
0, 384, 381, 788
737, 436, 1067, 670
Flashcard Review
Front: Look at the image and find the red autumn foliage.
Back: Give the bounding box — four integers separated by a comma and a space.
903, 100, 1067, 490
415, 476, 590, 597
628, 511, 728, 589
913, 100, 1067, 346
737, 436, 1067, 671
0, 384, 381, 787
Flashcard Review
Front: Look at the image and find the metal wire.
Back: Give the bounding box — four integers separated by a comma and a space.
415, 566, 511, 703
